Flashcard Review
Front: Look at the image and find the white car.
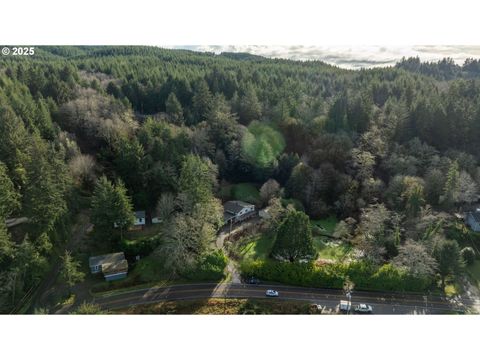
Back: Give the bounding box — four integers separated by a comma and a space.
354, 303, 373, 313
266, 289, 279, 297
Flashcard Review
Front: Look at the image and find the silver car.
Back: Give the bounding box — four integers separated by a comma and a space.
266, 289, 279, 297
354, 303, 373, 313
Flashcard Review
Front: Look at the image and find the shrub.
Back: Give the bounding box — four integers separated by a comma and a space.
241, 259, 432, 292
182, 250, 228, 281
461, 247, 476, 265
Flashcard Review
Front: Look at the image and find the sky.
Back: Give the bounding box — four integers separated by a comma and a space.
169, 45, 480, 69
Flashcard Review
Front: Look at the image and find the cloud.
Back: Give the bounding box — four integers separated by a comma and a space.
167, 45, 480, 69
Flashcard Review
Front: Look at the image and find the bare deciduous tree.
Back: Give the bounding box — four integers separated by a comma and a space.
260, 178, 280, 205
155, 193, 176, 223
58, 88, 137, 149
457, 170, 478, 204
69, 154, 96, 187
393, 241, 437, 277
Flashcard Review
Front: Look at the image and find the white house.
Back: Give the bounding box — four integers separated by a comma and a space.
114, 210, 146, 228
223, 200, 256, 224
134, 210, 146, 226
466, 209, 480, 232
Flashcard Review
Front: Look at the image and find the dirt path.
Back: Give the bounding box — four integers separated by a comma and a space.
456, 276, 480, 314
215, 217, 261, 248
226, 260, 241, 284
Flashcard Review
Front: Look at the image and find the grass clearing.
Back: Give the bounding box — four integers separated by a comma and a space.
219, 182, 260, 203
311, 215, 338, 235
314, 240, 351, 261
466, 260, 480, 288
231, 183, 260, 203
310, 215, 348, 261
124, 224, 163, 243
239, 233, 275, 261
132, 256, 169, 283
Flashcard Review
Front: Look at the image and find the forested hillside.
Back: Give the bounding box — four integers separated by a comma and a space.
1, 46, 480, 313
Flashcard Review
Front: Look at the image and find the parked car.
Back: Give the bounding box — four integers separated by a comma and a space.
339, 300, 351, 312
247, 277, 260, 285
354, 303, 373, 314
266, 289, 279, 297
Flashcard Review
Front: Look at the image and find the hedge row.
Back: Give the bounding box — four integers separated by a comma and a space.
241, 260, 432, 292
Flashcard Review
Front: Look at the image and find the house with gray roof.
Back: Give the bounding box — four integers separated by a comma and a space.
134, 210, 146, 226
223, 200, 256, 224
89, 252, 128, 281
466, 209, 480, 232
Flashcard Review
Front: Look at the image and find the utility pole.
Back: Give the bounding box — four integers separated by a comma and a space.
343, 277, 354, 315
223, 285, 227, 314
346, 291, 352, 315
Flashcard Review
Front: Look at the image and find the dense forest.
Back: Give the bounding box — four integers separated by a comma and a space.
1, 46, 480, 313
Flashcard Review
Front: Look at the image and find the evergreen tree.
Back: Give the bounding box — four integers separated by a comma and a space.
0, 222, 14, 265
60, 251, 85, 288
0, 162, 20, 219
238, 85, 262, 125
401, 176, 425, 218
178, 154, 218, 209
271, 209, 315, 262
440, 161, 460, 208
433, 238, 462, 286
192, 79, 213, 124
91, 176, 134, 240
165, 92, 184, 124
113, 136, 145, 195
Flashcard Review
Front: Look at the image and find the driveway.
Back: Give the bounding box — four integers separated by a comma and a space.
216, 216, 261, 248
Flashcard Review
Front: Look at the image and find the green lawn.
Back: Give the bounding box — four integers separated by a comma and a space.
311, 215, 338, 235
310, 215, 350, 261
314, 240, 351, 261
219, 182, 260, 204
239, 233, 275, 261
466, 260, 480, 288
131, 255, 169, 283
123, 224, 163, 243
236, 215, 345, 263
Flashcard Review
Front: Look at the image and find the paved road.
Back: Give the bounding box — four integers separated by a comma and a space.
93, 282, 468, 314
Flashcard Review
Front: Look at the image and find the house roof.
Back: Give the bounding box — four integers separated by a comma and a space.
135, 210, 146, 218
224, 212, 236, 222
223, 201, 254, 215
89, 252, 125, 268
102, 259, 128, 275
